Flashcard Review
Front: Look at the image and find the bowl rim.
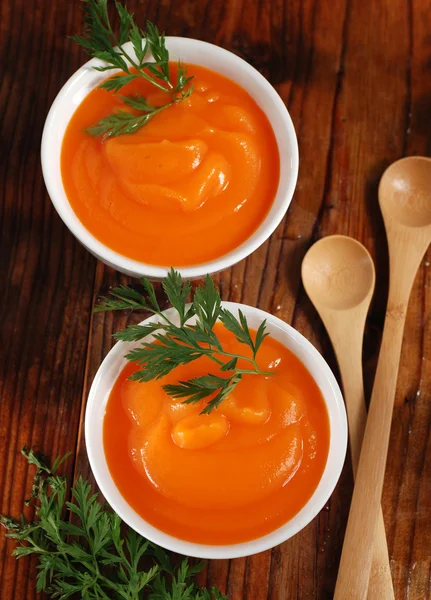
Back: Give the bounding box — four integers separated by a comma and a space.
85, 301, 347, 559
41, 36, 299, 279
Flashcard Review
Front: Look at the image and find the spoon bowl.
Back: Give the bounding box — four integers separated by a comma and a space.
379, 156, 431, 228
302, 235, 375, 311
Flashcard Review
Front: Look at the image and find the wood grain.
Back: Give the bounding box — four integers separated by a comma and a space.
0, 0, 430, 598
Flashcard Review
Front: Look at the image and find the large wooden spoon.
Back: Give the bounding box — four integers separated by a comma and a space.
302, 235, 394, 599
334, 156, 431, 599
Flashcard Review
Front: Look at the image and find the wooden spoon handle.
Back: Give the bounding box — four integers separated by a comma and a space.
368, 510, 393, 599
334, 308, 405, 599
335, 342, 394, 599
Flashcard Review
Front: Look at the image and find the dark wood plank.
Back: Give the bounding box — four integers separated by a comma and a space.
1, 0, 431, 598
0, 2, 97, 599
386, 1, 431, 596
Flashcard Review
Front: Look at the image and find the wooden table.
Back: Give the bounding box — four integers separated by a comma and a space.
1, 0, 430, 598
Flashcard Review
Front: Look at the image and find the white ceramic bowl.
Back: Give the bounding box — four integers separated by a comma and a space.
85, 302, 347, 559
41, 38, 298, 279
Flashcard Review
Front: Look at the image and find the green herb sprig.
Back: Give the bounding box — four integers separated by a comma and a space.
72, 0, 193, 139
95, 269, 271, 414
1, 447, 227, 600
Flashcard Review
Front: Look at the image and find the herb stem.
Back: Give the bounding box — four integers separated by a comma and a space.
195, 346, 269, 375
26, 539, 50, 554
127, 58, 171, 92
111, 41, 169, 93
207, 354, 225, 367
209, 348, 264, 372
102, 12, 151, 86
220, 350, 258, 368
234, 369, 273, 376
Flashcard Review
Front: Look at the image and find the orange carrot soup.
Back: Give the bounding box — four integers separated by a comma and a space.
103, 324, 330, 545
61, 63, 280, 266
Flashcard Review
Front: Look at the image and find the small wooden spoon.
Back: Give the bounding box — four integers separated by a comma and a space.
334, 156, 431, 599
302, 235, 394, 599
